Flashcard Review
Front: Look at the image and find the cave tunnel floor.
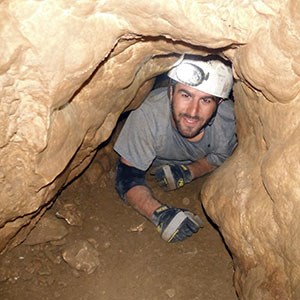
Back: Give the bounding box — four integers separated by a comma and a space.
0, 171, 237, 300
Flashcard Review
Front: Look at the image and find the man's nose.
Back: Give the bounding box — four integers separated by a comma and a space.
186, 99, 201, 116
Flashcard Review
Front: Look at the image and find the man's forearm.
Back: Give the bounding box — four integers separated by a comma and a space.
116, 158, 204, 243
187, 158, 217, 179
119, 157, 161, 218
125, 185, 161, 219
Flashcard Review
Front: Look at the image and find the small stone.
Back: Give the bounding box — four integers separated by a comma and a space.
23, 213, 68, 245
182, 197, 190, 206
62, 240, 100, 274
72, 269, 81, 278
55, 203, 83, 226
103, 242, 111, 249
166, 288, 176, 298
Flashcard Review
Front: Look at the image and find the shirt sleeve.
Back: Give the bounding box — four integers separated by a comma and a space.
205, 100, 237, 166
113, 106, 157, 171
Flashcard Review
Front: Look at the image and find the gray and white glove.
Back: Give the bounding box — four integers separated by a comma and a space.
150, 205, 203, 242
152, 164, 192, 191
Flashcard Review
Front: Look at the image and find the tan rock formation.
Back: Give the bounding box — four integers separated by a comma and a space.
0, 0, 299, 299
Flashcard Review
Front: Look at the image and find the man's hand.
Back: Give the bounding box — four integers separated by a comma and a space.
152, 164, 193, 191
150, 205, 203, 242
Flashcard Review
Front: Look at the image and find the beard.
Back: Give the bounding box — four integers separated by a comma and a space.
171, 103, 206, 139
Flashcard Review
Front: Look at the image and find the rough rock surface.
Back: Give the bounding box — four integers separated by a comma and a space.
0, 1, 299, 299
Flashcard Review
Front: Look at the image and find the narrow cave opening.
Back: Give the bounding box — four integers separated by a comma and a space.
0, 53, 238, 299
2, 1, 298, 298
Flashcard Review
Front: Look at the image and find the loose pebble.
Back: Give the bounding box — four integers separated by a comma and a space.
182, 197, 191, 205
166, 288, 176, 298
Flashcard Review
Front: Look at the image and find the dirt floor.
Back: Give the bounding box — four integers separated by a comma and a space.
0, 167, 238, 300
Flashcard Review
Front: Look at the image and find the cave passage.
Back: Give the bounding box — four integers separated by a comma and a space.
0, 130, 237, 299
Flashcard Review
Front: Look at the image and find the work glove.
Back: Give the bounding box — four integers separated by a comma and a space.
150, 205, 203, 243
152, 164, 193, 191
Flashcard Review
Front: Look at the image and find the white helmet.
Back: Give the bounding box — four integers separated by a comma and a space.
167, 57, 233, 98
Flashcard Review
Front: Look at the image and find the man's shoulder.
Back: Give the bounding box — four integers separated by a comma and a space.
130, 87, 169, 129
216, 99, 235, 121
142, 87, 169, 108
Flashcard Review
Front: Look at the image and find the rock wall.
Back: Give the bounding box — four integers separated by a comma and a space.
0, 0, 299, 299
202, 2, 300, 299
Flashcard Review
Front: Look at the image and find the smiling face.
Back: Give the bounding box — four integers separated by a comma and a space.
170, 83, 219, 141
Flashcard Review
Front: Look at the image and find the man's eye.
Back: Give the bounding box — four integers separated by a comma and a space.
201, 97, 213, 103
181, 92, 190, 98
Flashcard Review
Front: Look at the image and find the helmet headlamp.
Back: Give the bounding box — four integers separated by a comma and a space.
174, 63, 209, 87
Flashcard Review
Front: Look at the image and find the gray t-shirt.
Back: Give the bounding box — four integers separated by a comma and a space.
114, 87, 237, 171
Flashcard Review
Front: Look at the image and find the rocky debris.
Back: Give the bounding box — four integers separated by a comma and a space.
166, 288, 176, 298
182, 197, 191, 206
82, 151, 116, 187
62, 240, 100, 274
23, 214, 68, 246
128, 222, 145, 232
55, 202, 83, 226
0, 242, 62, 287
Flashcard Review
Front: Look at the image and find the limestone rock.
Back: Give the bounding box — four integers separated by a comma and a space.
62, 240, 100, 275
23, 213, 68, 246
55, 203, 83, 226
